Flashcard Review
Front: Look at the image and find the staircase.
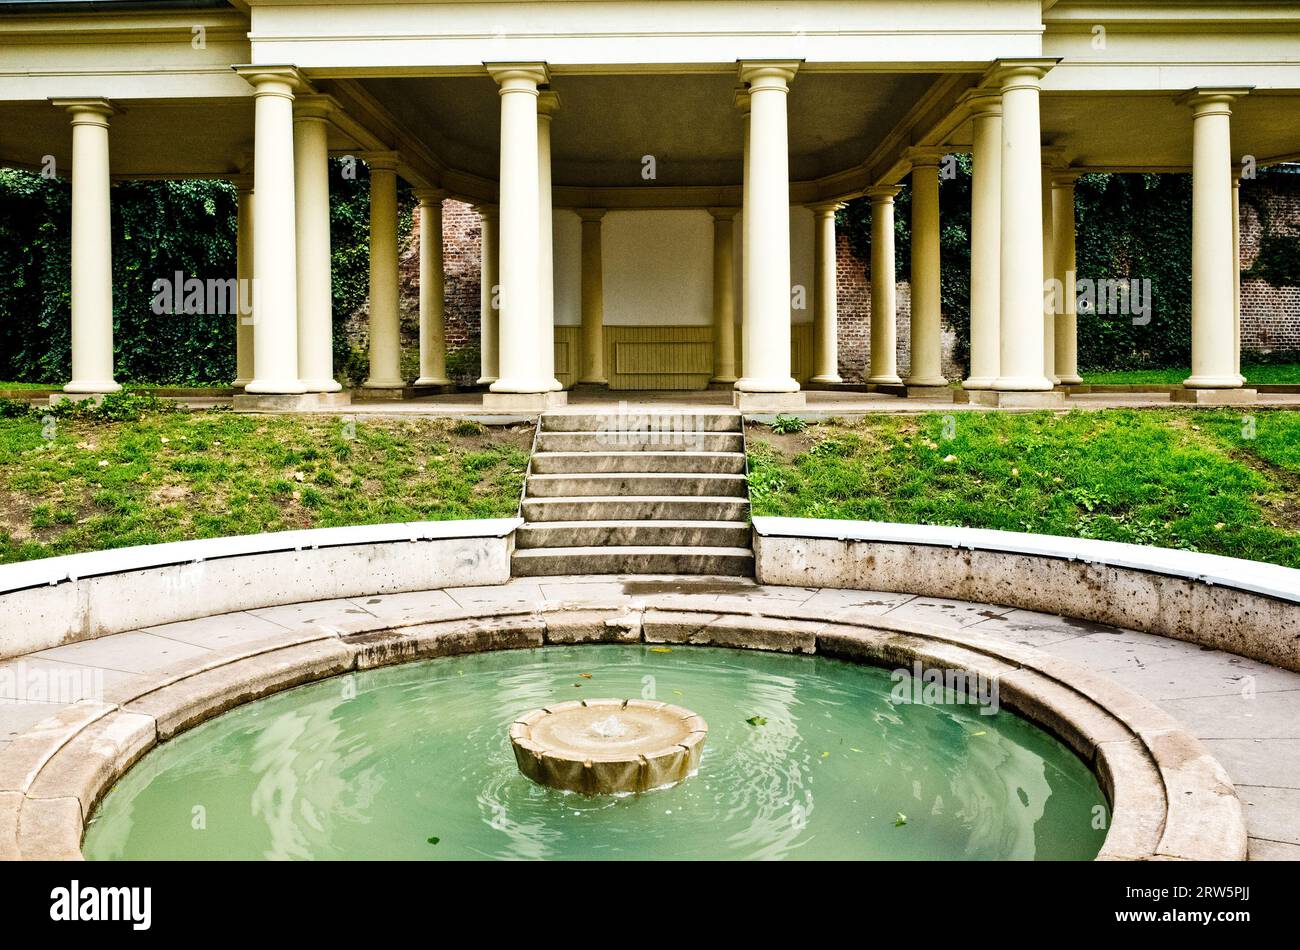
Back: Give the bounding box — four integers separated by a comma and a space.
512, 408, 754, 576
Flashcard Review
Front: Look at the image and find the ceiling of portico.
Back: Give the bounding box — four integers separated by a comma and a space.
356, 71, 942, 190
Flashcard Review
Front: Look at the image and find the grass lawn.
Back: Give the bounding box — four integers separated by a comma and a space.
0, 406, 531, 564
748, 409, 1300, 568
1084, 363, 1300, 385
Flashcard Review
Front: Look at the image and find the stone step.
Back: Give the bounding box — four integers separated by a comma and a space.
512, 545, 754, 577
522, 495, 750, 522
536, 431, 745, 454
540, 410, 742, 433
527, 472, 749, 498
516, 519, 752, 549
530, 451, 746, 475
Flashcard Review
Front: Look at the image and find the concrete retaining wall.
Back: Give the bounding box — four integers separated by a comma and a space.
0, 519, 521, 660
753, 517, 1300, 672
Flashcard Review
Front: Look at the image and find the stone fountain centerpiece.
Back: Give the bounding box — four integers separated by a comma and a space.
510, 699, 707, 795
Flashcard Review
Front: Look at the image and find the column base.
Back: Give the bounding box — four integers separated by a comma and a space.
733, 391, 806, 412
1170, 387, 1259, 406
476, 376, 499, 386
809, 373, 843, 384
49, 392, 107, 407
966, 390, 1067, 408
961, 378, 996, 390
245, 379, 309, 395
482, 391, 569, 411
1056, 374, 1084, 386
62, 380, 122, 395
301, 378, 344, 393
232, 391, 353, 412
413, 376, 452, 387
904, 385, 955, 401
231, 378, 252, 390
577, 377, 609, 388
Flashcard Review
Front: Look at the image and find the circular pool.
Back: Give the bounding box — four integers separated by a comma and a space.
83, 645, 1107, 860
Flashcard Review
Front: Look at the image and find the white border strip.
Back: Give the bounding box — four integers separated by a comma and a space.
752, 517, 1300, 605
0, 518, 523, 595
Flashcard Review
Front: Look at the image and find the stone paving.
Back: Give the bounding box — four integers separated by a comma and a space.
1, 574, 1296, 859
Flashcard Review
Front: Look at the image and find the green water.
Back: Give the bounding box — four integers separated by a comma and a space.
84, 646, 1108, 860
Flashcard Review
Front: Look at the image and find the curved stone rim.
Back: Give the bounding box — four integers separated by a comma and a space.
0, 599, 1247, 862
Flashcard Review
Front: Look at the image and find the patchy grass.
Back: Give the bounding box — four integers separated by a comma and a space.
0, 408, 531, 564
747, 409, 1300, 568
1084, 363, 1300, 385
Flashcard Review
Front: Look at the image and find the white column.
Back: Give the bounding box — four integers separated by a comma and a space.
293, 97, 339, 392
1233, 174, 1243, 382
735, 61, 799, 398
236, 68, 305, 394
736, 87, 751, 380
1041, 164, 1057, 384
415, 189, 451, 386
577, 208, 606, 384
866, 186, 902, 385
1182, 89, 1247, 390
963, 91, 1001, 390
476, 204, 499, 384
55, 99, 120, 394
906, 154, 945, 386
487, 64, 550, 395
808, 201, 842, 383
1052, 172, 1083, 385
993, 62, 1052, 391
362, 153, 403, 389
537, 89, 562, 391
233, 178, 254, 388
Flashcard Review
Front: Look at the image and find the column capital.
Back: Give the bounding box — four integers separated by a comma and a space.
1176, 87, 1252, 117
293, 93, 341, 123
537, 89, 561, 117
50, 97, 115, 123
865, 184, 902, 204
806, 200, 844, 216
732, 85, 750, 113
988, 58, 1059, 91
1041, 145, 1070, 169
576, 207, 607, 222
738, 60, 800, 90
473, 202, 499, 221
414, 187, 448, 204
904, 146, 948, 169
959, 88, 1002, 118
1051, 169, 1082, 188
707, 206, 740, 220
233, 64, 313, 97
230, 172, 254, 192
361, 150, 401, 172
486, 62, 549, 92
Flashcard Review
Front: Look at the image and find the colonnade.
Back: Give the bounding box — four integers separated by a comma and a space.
48, 64, 1250, 406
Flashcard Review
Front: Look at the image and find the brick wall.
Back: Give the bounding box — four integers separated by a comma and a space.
1240, 174, 1300, 355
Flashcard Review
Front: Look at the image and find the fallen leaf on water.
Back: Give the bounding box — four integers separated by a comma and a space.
894, 812, 908, 827
745, 715, 767, 727
578, 673, 592, 678
426, 836, 440, 845
649, 647, 673, 653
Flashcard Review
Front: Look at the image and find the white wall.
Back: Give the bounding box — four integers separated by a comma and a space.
601, 209, 714, 326
553, 205, 816, 329
553, 209, 582, 327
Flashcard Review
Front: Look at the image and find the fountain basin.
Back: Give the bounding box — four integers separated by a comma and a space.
510, 699, 707, 794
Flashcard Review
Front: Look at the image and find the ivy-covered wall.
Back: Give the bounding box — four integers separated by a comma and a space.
0, 161, 408, 387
